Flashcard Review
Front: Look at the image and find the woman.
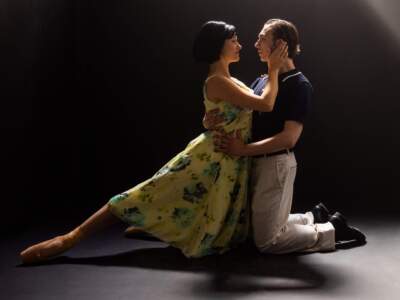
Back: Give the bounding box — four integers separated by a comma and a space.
20, 21, 288, 263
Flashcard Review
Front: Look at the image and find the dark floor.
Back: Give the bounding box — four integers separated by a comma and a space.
2, 217, 400, 300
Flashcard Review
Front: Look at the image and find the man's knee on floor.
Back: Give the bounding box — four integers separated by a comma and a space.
254, 232, 286, 254
253, 232, 276, 251
256, 225, 319, 254
257, 240, 290, 254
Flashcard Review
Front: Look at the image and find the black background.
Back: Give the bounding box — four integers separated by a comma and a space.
2, 0, 400, 230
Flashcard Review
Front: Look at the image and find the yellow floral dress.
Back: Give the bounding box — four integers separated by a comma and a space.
108, 78, 252, 257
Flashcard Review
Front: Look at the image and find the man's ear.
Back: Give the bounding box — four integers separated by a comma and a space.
272, 39, 285, 53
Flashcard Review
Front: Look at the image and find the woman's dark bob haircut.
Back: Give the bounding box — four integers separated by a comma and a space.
193, 21, 236, 64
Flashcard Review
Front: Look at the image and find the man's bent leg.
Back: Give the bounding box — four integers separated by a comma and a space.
287, 212, 314, 225
252, 152, 335, 254
252, 153, 297, 249
260, 222, 335, 254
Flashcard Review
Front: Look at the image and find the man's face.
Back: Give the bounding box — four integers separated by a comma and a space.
254, 25, 275, 62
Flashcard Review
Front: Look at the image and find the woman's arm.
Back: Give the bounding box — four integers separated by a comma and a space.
206, 42, 287, 112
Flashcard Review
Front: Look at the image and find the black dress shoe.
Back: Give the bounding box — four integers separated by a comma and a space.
329, 212, 366, 243
311, 202, 331, 223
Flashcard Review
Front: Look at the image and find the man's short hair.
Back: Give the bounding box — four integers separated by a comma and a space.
264, 19, 301, 59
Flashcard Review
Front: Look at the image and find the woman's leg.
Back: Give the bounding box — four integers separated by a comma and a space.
20, 203, 120, 264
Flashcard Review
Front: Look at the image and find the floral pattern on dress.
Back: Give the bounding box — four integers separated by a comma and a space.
108, 77, 252, 257
183, 182, 208, 203
171, 207, 195, 228
122, 206, 145, 227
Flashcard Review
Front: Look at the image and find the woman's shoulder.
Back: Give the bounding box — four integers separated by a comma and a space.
205, 76, 251, 101
230, 77, 244, 85
208, 76, 248, 88
230, 77, 251, 91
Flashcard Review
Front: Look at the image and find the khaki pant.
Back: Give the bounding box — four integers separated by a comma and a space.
251, 152, 335, 254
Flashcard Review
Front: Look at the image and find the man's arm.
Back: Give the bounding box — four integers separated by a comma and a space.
242, 120, 303, 156
214, 120, 303, 156
215, 77, 312, 155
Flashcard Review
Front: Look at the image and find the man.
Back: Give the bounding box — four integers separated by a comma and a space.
208, 19, 366, 253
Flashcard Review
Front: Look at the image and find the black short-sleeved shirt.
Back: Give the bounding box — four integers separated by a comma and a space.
250, 69, 313, 143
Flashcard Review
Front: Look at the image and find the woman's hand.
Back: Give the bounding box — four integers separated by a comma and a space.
268, 40, 288, 71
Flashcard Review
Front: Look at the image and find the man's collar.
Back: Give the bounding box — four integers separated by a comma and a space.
279, 69, 301, 83
259, 69, 300, 81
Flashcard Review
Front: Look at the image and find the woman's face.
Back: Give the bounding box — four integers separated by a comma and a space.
220, 34, 242, 63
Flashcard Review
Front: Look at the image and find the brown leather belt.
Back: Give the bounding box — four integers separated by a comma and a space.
253, 149, 293, 158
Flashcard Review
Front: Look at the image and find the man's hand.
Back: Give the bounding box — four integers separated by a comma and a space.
203, 108, 224, 130
213, 130, 246, 156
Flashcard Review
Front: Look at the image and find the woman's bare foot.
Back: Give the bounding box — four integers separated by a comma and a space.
124, 226, 144, 237
20, 204, 119, 264
124, 226, 159, 241
20, 228, 84, 264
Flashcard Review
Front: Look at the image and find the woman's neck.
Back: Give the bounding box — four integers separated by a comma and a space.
208, 59, 230, 78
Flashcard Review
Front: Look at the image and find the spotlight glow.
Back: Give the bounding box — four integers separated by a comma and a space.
364, 0, 400, 47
